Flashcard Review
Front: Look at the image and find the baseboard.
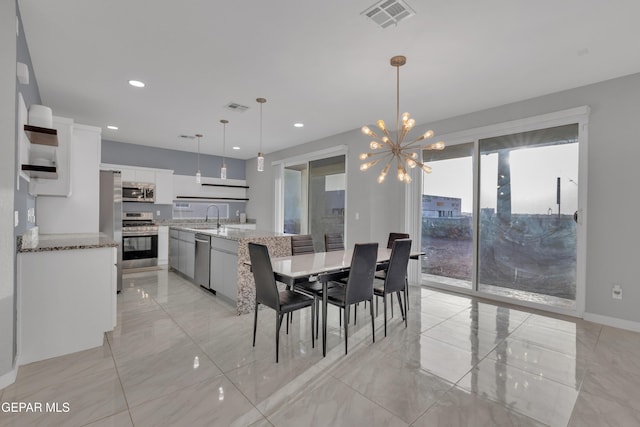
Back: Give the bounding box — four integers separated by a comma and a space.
584, 312, 640, 332
0, 365, 17, 390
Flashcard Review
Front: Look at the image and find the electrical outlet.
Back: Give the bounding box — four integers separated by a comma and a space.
612, 284, 622, 300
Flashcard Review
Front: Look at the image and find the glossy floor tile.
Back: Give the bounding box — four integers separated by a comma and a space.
3, 268, 640, 426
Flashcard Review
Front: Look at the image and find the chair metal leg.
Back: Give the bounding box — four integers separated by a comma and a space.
390, 293, 394, 318
383, 293, 388, 337
311, 303, 315, 348
370, 298, 375, 343
253, 302, 259, 347
315, 297, 320, 340
344, 305, 350, 354
354, 303, 357, 325
286, 311, 290, 335
396, 290, 405, 320
405, 276, 409, 311
276, 312, 283, 363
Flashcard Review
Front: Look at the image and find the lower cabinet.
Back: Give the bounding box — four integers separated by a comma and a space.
158, 226, 169, 265
178, 231, 195, 279
169, 229, 179, 270
18, 246, 115, 365
210, 237, 238, 303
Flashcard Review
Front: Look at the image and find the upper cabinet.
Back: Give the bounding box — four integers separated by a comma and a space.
101, 164, 175, 205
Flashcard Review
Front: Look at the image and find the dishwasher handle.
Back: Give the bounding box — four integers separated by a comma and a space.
195, 238, 210, 244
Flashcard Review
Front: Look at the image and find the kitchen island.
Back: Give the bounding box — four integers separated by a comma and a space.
169, 225, 291, 314
17, 233, 119, 364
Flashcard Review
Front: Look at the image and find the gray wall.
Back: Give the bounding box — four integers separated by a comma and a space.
102, 139, 246, 180
247, 71, 640, 325
1, 0, 17, 380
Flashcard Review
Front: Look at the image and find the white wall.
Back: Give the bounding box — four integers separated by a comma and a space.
0, 0, 17, 380
247, 71, 640, 326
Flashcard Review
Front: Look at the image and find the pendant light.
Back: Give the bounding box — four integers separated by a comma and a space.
195, 133, 203, 183
256, 98, 266, 172
220, 119, 228, 180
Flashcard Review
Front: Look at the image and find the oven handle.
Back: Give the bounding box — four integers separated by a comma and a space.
122, 232, 159, 237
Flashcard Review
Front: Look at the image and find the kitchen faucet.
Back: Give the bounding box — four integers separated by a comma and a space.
205, 204, 221, 229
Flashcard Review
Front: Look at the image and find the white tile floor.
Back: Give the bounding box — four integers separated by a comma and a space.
2, 269, 640, 426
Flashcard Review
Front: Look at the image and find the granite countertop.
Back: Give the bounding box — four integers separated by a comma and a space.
18, 233, 119, 253
169, 225, 290, 241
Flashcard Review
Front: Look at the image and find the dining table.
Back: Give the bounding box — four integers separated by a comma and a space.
269, 247, 424, 356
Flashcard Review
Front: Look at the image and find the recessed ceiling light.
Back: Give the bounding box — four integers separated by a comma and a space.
232, 146, 240, 150
107, 125, 118, 130
294, 123, 304, 128
128, 80, 145, 88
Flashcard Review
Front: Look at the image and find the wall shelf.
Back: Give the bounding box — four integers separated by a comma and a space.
21, 164, 58, 179
201, 183, 249, 189
24, 124, 58, 146
22, 124, 59, 180
176, 196, 249, 201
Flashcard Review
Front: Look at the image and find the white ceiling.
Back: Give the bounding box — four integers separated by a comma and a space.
18, 0, 640, 160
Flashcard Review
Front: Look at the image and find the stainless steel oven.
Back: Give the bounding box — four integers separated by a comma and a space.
122, 182, 155, 203
122, 212, 158, 269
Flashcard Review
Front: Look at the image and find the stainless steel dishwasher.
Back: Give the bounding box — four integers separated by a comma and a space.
195, 233, 215, 294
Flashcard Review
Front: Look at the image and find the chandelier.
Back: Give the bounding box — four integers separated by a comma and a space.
360, 55, 445, 184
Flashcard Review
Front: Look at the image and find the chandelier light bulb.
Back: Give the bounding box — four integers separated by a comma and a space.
361, 126, 373, 136
401, 112, 410, 123
382, 136, 390, 144
411, 152, 418, 159
406, 159, 416, 168
370, 141, 381, 150
376, 120, 386, 131
359, 153, 369, 160
421, 164, 433, 174
377, 173, 386, 183
423, 130, 434, 139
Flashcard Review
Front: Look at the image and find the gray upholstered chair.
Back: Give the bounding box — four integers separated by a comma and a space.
249, 243, 315, 363
325, 242, 378, 354
373, 238, 411, 336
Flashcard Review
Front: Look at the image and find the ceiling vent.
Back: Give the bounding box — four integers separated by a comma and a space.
224, 102, 250, 113
361, 0, 415, 29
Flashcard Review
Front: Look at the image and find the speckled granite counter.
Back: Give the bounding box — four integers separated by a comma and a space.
169, 225, 291, 314
169, 225, 287, 242
18, 233, 119, 253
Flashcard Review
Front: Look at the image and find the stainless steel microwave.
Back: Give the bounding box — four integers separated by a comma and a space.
122, 182, 155, 202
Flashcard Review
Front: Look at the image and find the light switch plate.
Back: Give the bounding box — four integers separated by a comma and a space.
14, 210, 19, 227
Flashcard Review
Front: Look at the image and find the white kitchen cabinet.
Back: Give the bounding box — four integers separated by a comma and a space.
210, 237, 238, 303
178, 230, 195, 279
158, 226, 169, 265
119, 167, 154, 183
100, 164, 174, 204
155, 170, 174, 204
169, 229, 179, 270
18, 246, 115, 365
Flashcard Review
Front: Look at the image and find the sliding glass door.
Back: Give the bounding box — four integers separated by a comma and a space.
419, 114, 585, 313
276, 151, 346, 251
478, 124, 578, 309
421, 142, 474, 290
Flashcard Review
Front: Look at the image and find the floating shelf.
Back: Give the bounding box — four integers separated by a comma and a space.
201, 183, 249, 189
22, 124, 59, 179
176, 196, 249, 201
24, 124, 58, 146
22, 164, 58, 179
